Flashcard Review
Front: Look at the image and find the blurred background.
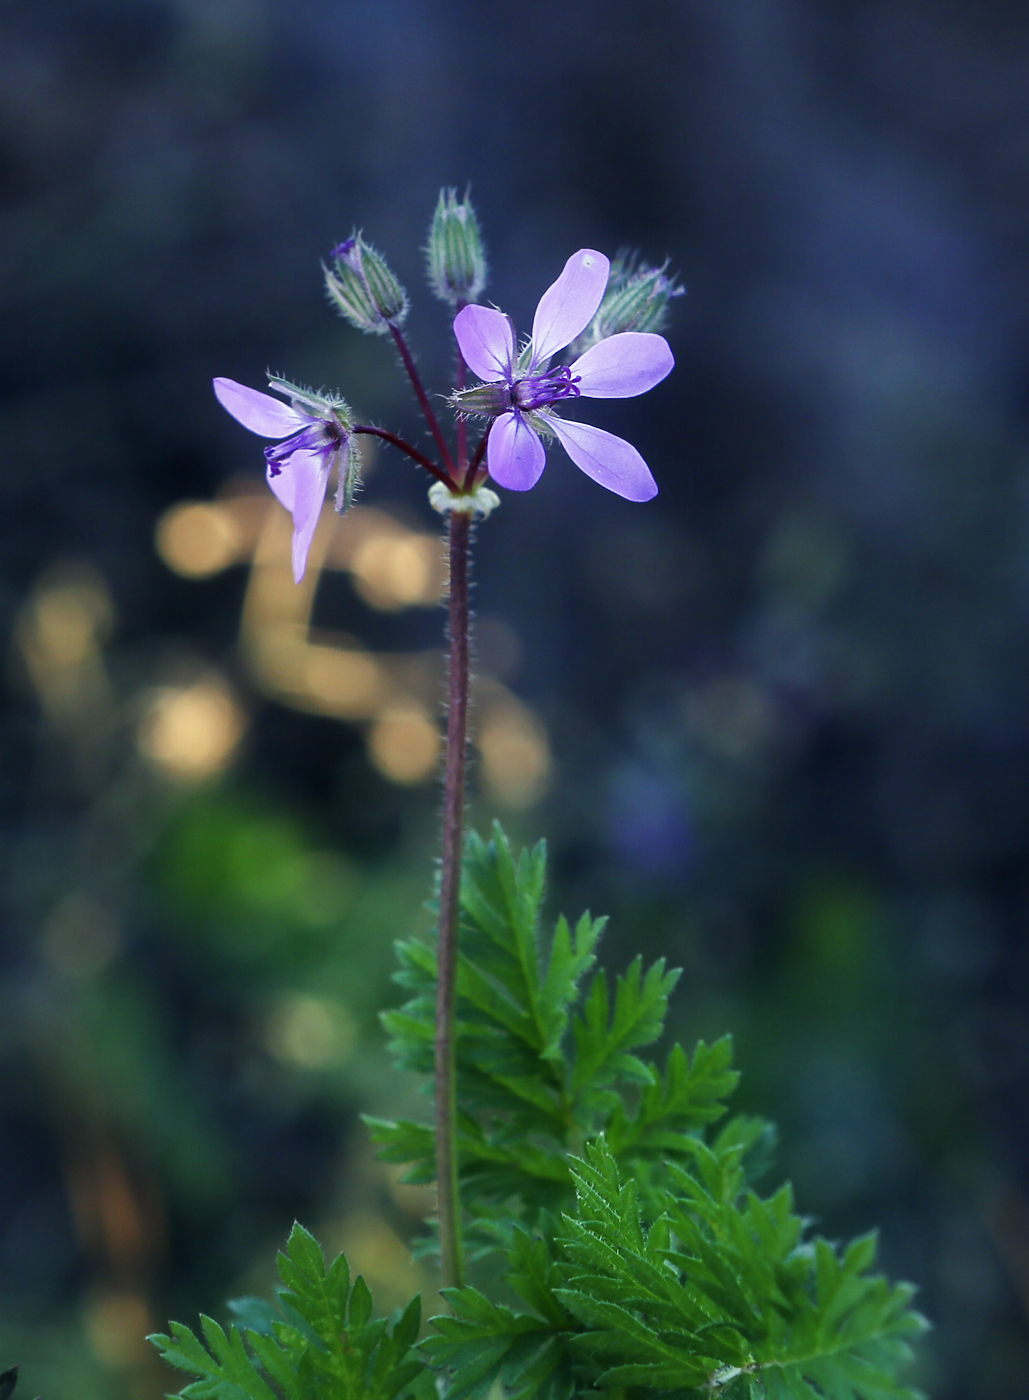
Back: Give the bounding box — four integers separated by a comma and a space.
2, 0, 1028, 1396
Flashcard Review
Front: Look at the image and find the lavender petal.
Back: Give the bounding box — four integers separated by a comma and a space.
487, 411, 547, 491
265, 447, 332, 582
530, 249, 609, 366
266, 455, 296, 511
214, 378, 308, 437
548, 417, 658, 501
453, 305, 516, 382
569, 332, 674, 399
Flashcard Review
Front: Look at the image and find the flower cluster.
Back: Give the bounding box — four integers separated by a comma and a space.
212, 194, 678, 579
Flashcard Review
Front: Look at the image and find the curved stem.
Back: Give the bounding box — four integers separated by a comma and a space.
435, 509, 471, 1294
353, 425, 451, 486
390, 325, 458, 480
463, 424, 491, 491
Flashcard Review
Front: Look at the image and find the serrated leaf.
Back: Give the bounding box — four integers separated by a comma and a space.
572, 957, 680, 1096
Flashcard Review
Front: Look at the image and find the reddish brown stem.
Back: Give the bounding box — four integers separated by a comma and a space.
463, 424, 491, 491
353, 425, 450, 485
435, 508, 471, 1293
390, 325, 458, 480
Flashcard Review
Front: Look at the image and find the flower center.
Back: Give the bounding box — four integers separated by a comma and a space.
264, 422, 336, 476
512, 365, 581, 411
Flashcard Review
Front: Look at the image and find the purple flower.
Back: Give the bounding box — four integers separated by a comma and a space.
452, 249, 674, 501
213, 377, 357, 583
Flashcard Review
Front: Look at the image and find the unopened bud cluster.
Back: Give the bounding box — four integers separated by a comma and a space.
325, 233, 409, 334
426, 189, 487, 306
571, 251, 684, 353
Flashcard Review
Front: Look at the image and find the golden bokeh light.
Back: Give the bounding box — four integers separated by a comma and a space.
155, 501, 242, 578
137, 677, 246, 781
265, 994, 356, 1070
83, 1291, 152, 1369
384, 1162, 437, 1223
478, 697, 550, 808
153, 494, 550, 793
28, 579, 111, 667
302, 645, 384, 717
337, 1212, 423, 1310
368, 704, 441, 784
350, 532, 442, 610
16, 565, 115, 729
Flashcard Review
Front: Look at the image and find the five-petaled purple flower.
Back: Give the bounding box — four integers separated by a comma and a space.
213, 377, 356, 584
453, 249, 673, 501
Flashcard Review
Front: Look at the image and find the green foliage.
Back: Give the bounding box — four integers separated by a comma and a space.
150, 1224, 431, 1400
155, 825, 926, 1400
430, 1137, 927, 1400
557, 1139, 927, 1399
368, 825, 744, 1231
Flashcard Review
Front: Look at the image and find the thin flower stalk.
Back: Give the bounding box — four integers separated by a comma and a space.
389, 324, 458, 480
353, 425, 451, 485
435, 507, 471, 1292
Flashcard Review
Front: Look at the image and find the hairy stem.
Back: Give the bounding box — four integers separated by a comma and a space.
435, 508, 471, 1294
353, 425, 450, 485
390, 325, 458, 480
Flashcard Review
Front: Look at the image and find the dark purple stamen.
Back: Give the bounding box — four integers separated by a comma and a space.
512, 365, 582, 411
264, 422, 333, 474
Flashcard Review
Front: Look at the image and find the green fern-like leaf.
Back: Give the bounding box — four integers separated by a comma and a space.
423, 1285, 573, 1400
549, 1140, 928, 1400
369, 825, 737, 1238
571, 957, 680, 1098
150, 1225, 429, 1400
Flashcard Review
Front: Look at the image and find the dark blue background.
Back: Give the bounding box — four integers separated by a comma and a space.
2, 2, 1029, 1397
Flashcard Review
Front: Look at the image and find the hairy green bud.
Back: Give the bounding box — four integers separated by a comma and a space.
266, 374, 354, 429
426, 188, 487, 306
449, 380, 511, 418
324, 232, 408, 334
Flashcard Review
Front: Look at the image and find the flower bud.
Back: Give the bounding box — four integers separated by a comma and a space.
426, 188, 487, 306
571, 251, 684, 353
449, 381, 511, 418
324, 233, 409, 334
